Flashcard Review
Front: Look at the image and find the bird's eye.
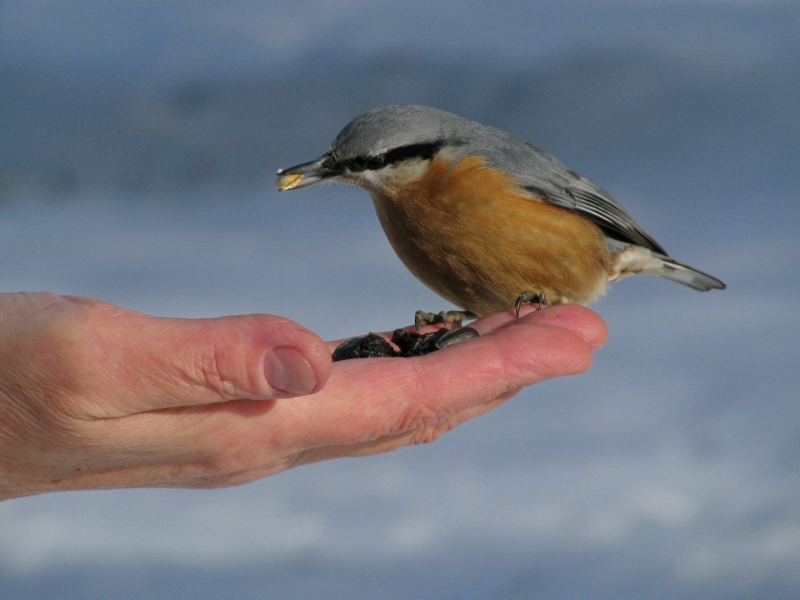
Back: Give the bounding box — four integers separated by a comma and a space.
366, 155, 385, 170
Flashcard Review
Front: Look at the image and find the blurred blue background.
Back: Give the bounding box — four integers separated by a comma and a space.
1, 1, 799, 598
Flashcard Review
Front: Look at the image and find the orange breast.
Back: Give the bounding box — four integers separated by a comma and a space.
371, 155, 612, 315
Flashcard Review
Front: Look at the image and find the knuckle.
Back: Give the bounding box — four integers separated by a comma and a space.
390, 366, 454, 432
192, 437, 285, 482
395, 400, 445, 432
190, 343, 242, 398
409, 419, 458, 445
181, 322, 269, 399
198, 453, 249, 479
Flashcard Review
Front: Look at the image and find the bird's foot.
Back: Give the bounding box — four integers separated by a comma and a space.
414, 310, 477, 334
514, 291, 548, 318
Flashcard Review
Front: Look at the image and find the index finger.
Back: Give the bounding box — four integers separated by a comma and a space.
280, 305, 605, 449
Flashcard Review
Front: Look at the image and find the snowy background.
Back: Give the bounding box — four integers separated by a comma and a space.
1, 1, 799, 598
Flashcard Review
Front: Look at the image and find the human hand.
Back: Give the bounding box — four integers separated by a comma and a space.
0, 292, 606, 501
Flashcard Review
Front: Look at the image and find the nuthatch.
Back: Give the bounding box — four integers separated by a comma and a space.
276, 105, 725, 327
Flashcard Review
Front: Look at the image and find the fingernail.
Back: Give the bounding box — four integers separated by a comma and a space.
265, 347, 318, 396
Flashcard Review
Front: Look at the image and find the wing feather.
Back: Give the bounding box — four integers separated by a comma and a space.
482, 135, 667, 254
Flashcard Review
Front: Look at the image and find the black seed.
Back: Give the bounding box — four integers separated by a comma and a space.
434, 327, 480, 349
332, 333, 398, 361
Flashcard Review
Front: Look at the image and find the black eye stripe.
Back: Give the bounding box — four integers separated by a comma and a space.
322, 155, 341, 170
383, 142, 443, 166
341, 141, 444, 172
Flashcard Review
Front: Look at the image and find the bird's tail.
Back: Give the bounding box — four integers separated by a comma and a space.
657, 255, 726, 291
611, 245, 726, 291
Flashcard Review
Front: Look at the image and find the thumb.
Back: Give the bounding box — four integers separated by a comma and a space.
28, 298, 333, 416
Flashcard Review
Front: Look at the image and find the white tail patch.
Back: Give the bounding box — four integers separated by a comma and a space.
609, 246, 726, 291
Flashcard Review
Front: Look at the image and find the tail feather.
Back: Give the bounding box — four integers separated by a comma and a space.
658, 256, 726, 291
611, 245, 726, 291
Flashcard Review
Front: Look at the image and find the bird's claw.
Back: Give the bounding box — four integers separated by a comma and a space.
514, 291, 548, 318
414, 309, 477, 334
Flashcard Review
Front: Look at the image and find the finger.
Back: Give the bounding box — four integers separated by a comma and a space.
290, 389, 520, 467
514, 304, 608, 349
470, 303, 607, 348
272, 312, 598, 450
54, 304, 333, 417
467, 304, 537, 332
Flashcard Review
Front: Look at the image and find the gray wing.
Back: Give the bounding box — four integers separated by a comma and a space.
536, 174, 667, 255
483, 134, 668, 255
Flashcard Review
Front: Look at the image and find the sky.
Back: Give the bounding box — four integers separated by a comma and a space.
1, 1, 799, 598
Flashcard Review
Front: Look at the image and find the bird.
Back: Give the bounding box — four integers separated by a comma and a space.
276, 105, 725, 328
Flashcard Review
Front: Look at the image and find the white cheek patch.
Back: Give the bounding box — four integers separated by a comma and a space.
352, 160, 431, 193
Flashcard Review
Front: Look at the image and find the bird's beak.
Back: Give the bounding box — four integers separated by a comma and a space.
275, 157, 336, 191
